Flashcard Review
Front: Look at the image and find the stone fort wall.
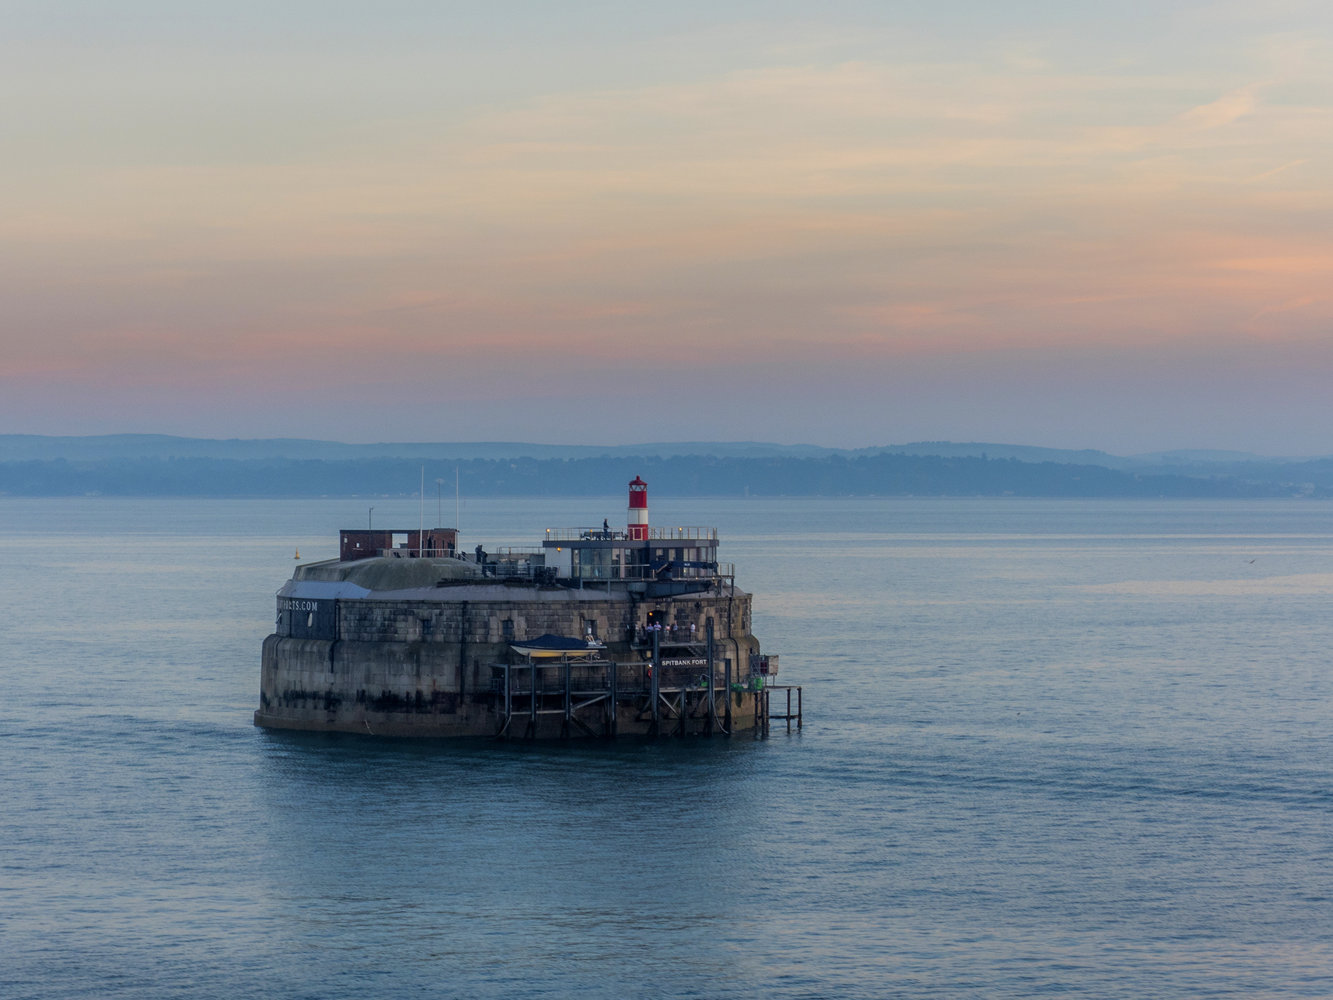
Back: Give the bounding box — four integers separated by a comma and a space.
257, 590, 761, 737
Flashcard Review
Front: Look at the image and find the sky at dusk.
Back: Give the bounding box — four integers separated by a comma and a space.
4, 1, 1332, 455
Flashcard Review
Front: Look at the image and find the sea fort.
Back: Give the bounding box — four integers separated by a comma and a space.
256, 477, 798, 738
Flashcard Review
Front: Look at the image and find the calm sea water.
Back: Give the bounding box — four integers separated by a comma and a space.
2, 497, 1331, 999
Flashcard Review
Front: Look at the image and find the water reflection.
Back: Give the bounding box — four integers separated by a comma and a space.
253, 732, 778, 996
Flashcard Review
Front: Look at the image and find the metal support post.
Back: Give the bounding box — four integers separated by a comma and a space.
723, 660, 732, 736
705, 639, 715, 736
650, 626, 660, 735
706, 619, 717, 735
562, 658, 572, 738
529, 659, 537, 737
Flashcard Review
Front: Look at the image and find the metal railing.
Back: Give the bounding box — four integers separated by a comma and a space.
562, 562, 733, 582
369, 546, 735, 586
468, 561, 734, 584
542, 526, 719, 542
378, 547, 465, 559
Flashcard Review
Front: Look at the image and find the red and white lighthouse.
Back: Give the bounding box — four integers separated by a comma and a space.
627, 476, 649, 541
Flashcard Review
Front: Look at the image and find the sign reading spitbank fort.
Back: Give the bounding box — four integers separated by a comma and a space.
256, 478, 797, 739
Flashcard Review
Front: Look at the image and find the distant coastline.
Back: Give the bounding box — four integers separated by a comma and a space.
3, 435, 1332, 498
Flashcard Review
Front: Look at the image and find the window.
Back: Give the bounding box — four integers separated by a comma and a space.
502, 618, 515, 640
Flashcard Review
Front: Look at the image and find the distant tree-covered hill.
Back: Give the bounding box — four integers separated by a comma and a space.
3, 451, 1330, 498
0, 434, 838, 463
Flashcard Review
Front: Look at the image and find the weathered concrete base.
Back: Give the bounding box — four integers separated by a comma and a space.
253, 706, 500, 738
253, 695, 764, 739
256, 633, 769, 739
